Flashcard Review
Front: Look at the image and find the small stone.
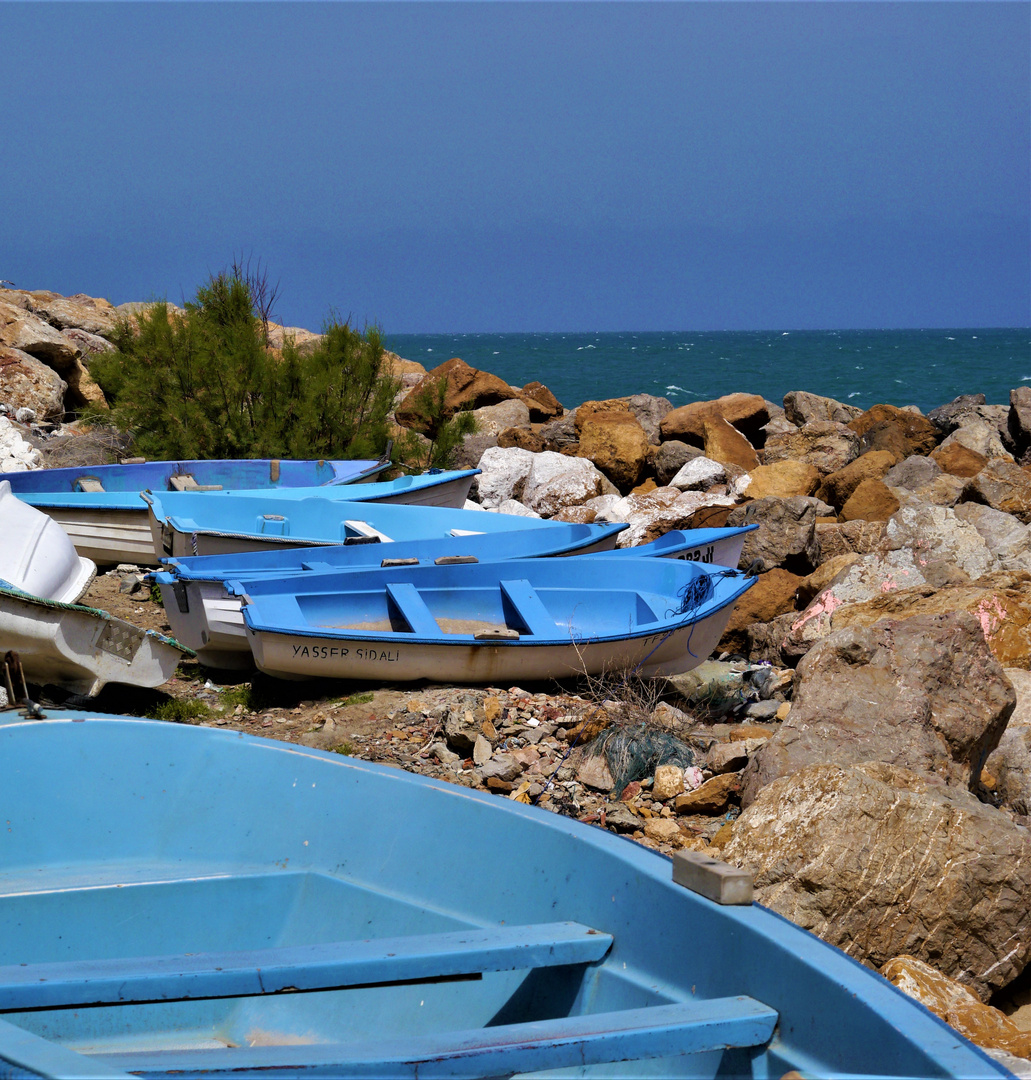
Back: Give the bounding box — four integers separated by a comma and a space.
652, 764, 685, 800
472, 733, 492, 766
775, 702, 791, 721
576, 753, 615, 792
644, 818, 684, 844
675, 773, 742, 815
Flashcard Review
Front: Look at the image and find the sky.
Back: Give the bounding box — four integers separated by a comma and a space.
3, 2, 1029, 334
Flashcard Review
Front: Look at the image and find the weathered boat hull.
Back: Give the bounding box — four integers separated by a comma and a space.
626, 524, 758, 569
0, 586, 191, 695
0, 481, 96, 603
0, 715, 1009, 1079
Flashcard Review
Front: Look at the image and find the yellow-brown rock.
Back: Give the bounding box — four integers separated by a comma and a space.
498, 427, 544, 452
702, 416, 760, 471
838, 478, 900, 522
577, 413, 650, 490
848, 403, 939, 457
550, 505, 597, 524
520, 381, 563, 420
745, 460, 821, 500
932, 440, 988, 478
659, 393, 769, 447
630, 477, 659, 496
815, 450, 897, 509
395, 357, 521, 434
718, 568, 804, 655
881, 955, 1031, 1059
574, 398, 631, 432
674, 773, 742, 815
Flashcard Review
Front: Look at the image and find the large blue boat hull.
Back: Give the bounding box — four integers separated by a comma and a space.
0, 715, 1010, 1079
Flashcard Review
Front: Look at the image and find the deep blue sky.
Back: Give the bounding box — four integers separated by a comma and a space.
4, 2, 1029, 333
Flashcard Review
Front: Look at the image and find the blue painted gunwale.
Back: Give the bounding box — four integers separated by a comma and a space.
158, 519, 627, 583
146, 492, 563, 550
0, 714, 1010, 1078
0, 457, 386, 496
234, 555, 750, 647
16, 468, 479, 514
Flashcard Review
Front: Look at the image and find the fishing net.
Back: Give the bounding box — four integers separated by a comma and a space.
588, 722, 696, 797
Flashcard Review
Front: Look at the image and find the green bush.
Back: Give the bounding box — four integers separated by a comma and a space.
89, 269, 401, 463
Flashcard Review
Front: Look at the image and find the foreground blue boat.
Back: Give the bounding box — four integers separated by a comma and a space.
0, 710, 1010, 1078
237, 556, 756, 682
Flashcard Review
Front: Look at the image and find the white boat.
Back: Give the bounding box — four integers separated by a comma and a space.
0, 584, 191, 696
239, 556, 756, 683
0, 481, 96, 603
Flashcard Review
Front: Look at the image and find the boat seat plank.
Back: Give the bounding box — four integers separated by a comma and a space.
96, 998, 779, 1078
0, 1016, 135, 1079
74, 478, 104, 493
385, 581, 440, 636
169, 475, 223, 492
0, 922, 611, 1010
499, 579, 556, 637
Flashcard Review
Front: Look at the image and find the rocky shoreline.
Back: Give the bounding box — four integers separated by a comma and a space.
4, 287, 1031, 1071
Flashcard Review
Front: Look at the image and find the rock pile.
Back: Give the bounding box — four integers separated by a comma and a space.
6, 289, 1031, 1060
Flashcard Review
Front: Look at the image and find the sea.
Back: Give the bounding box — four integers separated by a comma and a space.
384, 328, 1031, 416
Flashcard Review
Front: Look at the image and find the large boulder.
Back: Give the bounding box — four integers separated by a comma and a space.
953, 502, 1031, 573
577, 413, 651, 490
838, 478, 900, 522
848, 404, 939, 458
0, 346, 67, 420
395, 358, 523, 434
762, 420, 861, 476
814, 450, 896, 510
659, 393, 769, 447
983, 668, 1031, 817
882, 502, 999, 581
717, 568, 802, 655
814, 519, 887, 562
726, 496, 820, 575
519, 381, 564, 421
1009, 387, 1031, 463
725, 759, 1031, 1001
21, 290, 119, 337
743, 612, 1015, 803
963, 459, 1031, 524
794, 571, 1031, 670
652, 440, 702, 485
627, 393, 672, 443
475, 445, 535, 508
609, 488, 738, 547
702, 416, 760, 471
0, 299, 80, 372
744, 460, 821, 500
782, 390, 863, 426
0, 415, 43, 470
470, 399, 531, 436
521, 451, 614, 516
537, 412, 578, 453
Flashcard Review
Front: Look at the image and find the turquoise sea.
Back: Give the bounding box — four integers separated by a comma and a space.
385, 328, 1031, 416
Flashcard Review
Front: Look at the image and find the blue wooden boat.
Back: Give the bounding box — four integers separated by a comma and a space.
150, 526, 752, 673
0, 709, 1010, 1078
16, 469, 479, 565
236, 556, 756, 683
145, 481, 534, 561
153, 521, 628, 669
0, 455, 390, 494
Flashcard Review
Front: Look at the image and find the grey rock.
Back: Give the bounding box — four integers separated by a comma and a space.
652, 440, 703, 486
627, 393, 672, 444
725, 759, 1031, 1001
927, 393, 988, 434
782, 390, 863, 426
883, 454, 942, 491
726, 496, 821, 576
742, 612, 1016, 806
984, 669, 1031, 815
762, 420, 861, 476
953, 502, 1031, 573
